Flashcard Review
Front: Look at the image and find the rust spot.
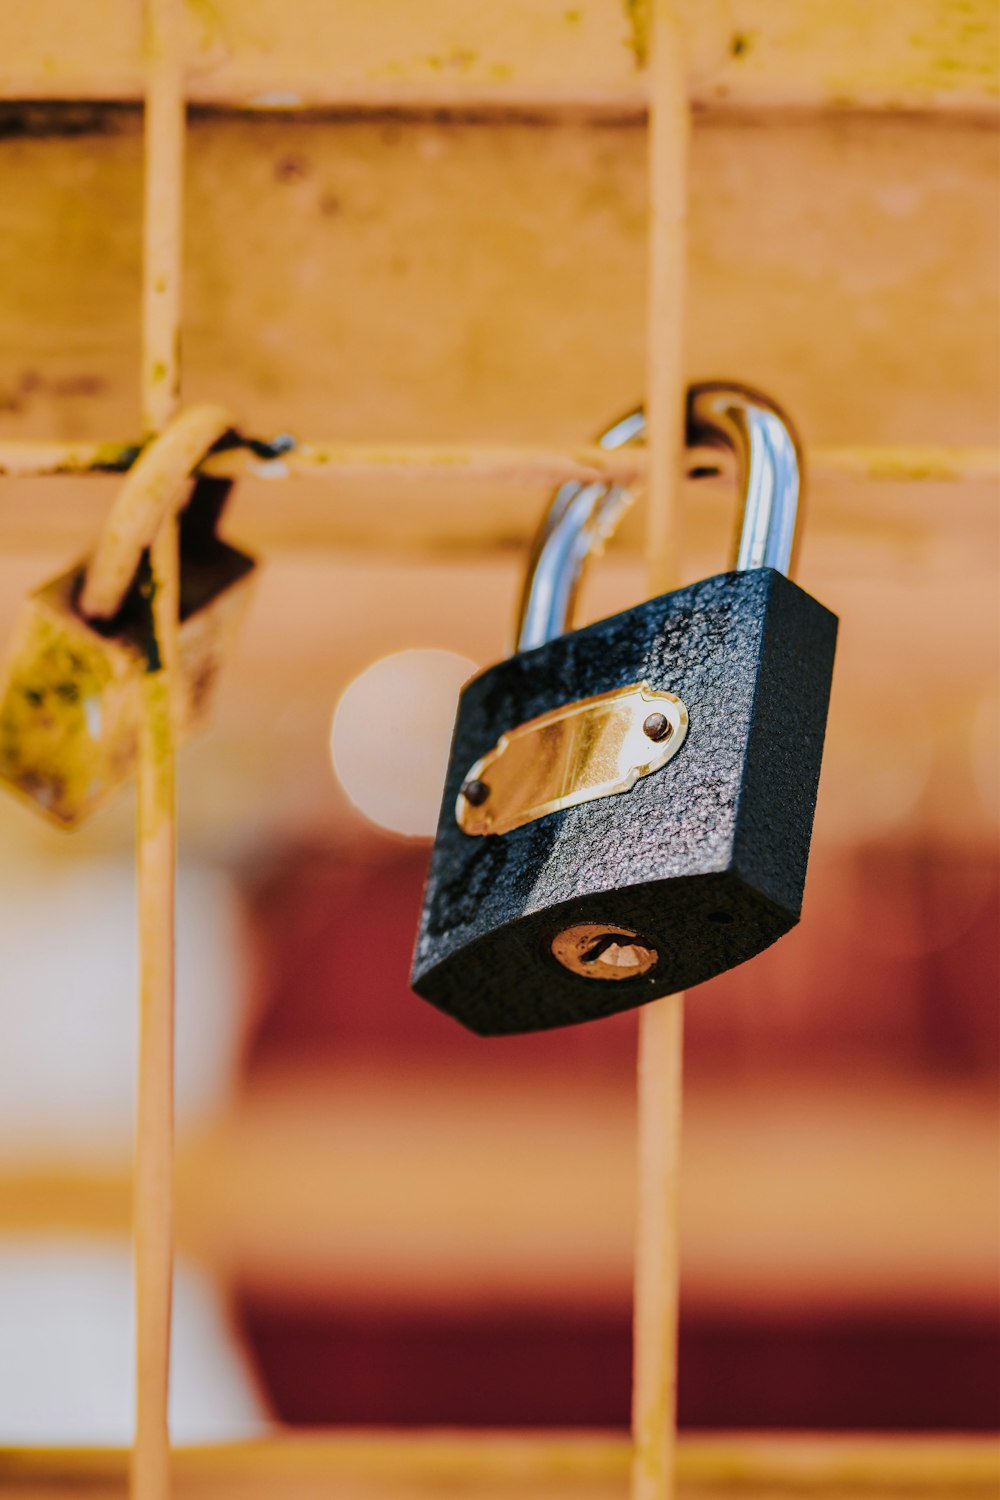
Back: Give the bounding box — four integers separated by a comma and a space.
5, 370, 107, 404
0, 103, 134, 139
319, 192, 342, 217
275, 153, 310, 183
190, 660, 218, 714
623, 0, 649, 66
50, 373, 107, 398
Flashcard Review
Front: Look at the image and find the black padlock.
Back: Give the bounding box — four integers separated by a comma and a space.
411, 384, 838, 1035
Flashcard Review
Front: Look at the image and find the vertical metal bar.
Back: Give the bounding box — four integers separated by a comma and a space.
133, 2, 184, 1498
631, 4, 690, 1500
642, 8, 689, 597
133, 542, 179, 1500
142, 0, 184, 438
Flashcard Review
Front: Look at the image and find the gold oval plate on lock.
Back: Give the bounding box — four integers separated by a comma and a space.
456, 683, 688, 837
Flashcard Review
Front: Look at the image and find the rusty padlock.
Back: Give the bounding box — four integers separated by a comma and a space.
0, 405, 256, 826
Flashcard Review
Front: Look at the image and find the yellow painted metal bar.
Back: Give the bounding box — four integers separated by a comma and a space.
631, 5, 689, 1499
142, 0, 184, 438
0, 1433, 996, 1496
133, 4, 185, 1499
1, 441, 997, 486
2, 0, 997, 116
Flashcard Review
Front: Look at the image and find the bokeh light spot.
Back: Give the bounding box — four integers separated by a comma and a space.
331, 649, 478, 837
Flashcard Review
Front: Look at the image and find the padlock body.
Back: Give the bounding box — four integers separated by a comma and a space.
0, 541, 254, 827
412, 568, 837, 1034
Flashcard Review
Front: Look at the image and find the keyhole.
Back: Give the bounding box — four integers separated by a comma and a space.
551, 923, 660, 981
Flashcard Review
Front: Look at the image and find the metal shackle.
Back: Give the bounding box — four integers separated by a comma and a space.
79, 403, 235, 622
516, 383, 803, 653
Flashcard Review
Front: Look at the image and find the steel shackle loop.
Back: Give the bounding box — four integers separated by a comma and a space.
515, 383, 803, 652
79, 403, 234, 622
687, 383, 802, 578
515, 410, 644, 654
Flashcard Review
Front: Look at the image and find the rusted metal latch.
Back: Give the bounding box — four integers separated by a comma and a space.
0, 405, 258, 826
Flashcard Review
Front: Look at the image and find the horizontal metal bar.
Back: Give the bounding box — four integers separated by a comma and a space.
2, 0, 998, 119
0, 1432, 995, 1494
4, 81, 997, 120
4, 79, 654, 116
1, 440, 997, 486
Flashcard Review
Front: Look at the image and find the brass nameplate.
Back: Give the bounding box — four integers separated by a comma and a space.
456, 683, 688, 837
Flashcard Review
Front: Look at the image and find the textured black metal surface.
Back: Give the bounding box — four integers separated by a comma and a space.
412, 568, 837, 1034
